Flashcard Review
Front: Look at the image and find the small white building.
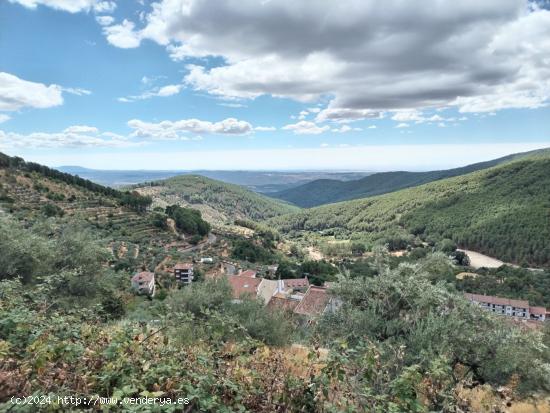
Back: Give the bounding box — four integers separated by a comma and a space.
131, 271, 156, 297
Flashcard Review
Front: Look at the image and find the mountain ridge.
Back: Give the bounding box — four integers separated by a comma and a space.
270, 148, 550, 207
268, 149, 550, 266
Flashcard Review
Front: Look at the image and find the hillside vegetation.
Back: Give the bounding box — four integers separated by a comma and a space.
133, 175, 299, 224
1, 154, 550, 411
0, 152, 193, 269
2, 217, 549, 411
270, 155, 550, 266
272, 148, 550, 207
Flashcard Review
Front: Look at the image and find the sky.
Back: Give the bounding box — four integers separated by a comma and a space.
0, 0, 549, 171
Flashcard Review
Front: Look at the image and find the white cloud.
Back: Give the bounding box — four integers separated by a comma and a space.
0, 126, 134, 149
395, 123, 410, 128
118, 84, 183, 102
316, 108, 384, 123
62, 87, 92, 96
9, 0, 115, 13
254, 126, 276, 131
127, 117, 254, 139
0, 114, 11, 124
282, 121, 330, 135
320, 143, 329, 147
298, 110, 309, 120
331, 125, 361, 133
96, 15, 115, 26
390, 110, 469, 126
0, 72, 63, 111
156, 84, 182, 97
103, 0, 550, 120
218, 102, 247, 108
103, 20, 141, 48
63, 125, 99, 134
367, 125, 377, 129
391, 110, 425, 123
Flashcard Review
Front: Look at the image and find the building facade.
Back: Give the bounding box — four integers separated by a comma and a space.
174, 263, 194, 284
131, 271, 156, 297
464, 293, 546, 321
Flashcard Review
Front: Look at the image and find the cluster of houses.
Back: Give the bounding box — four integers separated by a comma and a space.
131, 261, 196, 297
225, 270, 337, 318
464, 293, 547, 322
131, 261, 335, 318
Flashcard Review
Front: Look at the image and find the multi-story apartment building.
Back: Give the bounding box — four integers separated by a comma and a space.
174, 263, 194, 284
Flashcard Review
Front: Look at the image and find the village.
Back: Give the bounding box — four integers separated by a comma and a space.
132, 258, 337, 319
130, 233, 549, 326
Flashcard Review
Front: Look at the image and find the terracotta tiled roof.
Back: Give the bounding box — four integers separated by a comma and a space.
294, 286, 330, 316
239, 270, 257, 278
529, 306, 547, 315
226, 275, 262, 298
283, 278, 309, 289
267, 296, 300, 312
464, 293, 529, 308
132, 271, 154, 283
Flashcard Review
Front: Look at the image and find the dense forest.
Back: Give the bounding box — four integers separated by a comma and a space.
134, 175, 299, 224
269, 155, 550, 266
271, 149, 549, 207
271, 153, 550, 265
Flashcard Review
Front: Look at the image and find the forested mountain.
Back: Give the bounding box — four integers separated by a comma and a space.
271, 148, 550, 207
133, 175, 299, 224
269, 153, 550, 266
2, 153, 550, 411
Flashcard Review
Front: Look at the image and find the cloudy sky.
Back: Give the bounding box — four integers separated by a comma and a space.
0, 0, 549, 170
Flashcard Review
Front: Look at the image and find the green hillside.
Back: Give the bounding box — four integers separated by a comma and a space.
271, 148, 550, 207
133, 175, 299, 224
0, 151, 207, 268
269, 154, 550, 266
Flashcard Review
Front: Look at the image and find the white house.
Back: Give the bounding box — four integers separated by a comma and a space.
464, 293, 546, 321
131, 271, 156, 297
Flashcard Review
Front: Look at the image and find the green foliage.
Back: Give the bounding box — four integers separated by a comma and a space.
166, 204, 210, 236
316, 262, 550, 399
271, 149, 538, 207
41, 203, 64, 217
231, 239, 274, 263
350, 242, 366, 256
456, 266, 550, 307
151, 212, 168, 229
137, 174, 299, 224
271, 156, 550, 266
0, 218, 55, 283
300, 260, 338, 285
0, 151, 152, 213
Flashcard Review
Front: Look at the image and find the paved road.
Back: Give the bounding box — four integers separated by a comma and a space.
178, 232, 217, 253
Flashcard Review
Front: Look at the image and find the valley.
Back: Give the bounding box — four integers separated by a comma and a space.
1, 150, 550, 412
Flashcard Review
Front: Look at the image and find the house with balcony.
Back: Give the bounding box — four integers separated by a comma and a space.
174, 262, 194, 284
